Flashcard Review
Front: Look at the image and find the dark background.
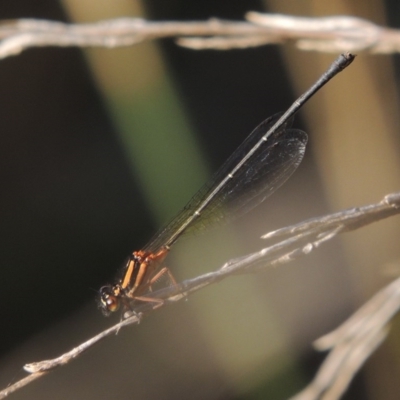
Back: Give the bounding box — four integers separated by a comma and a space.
0, 1, 399, 400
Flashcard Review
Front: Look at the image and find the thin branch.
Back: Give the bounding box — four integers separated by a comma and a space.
291, 275, 400, 400
1, 191, 400, 398
0, 372, 48, 399
0, 13, 399, 59
263, 192, 400, 241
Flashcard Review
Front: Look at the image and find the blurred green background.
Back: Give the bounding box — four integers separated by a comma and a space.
1, 1, 400, 399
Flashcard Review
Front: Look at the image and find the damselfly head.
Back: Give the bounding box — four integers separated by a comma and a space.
98, 285, 120, 316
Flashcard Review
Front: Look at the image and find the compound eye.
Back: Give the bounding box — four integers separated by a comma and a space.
99, 287, 120, 315
106, 295, 119, 312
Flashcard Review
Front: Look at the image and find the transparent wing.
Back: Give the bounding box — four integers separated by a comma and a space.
145, 113, 308, 253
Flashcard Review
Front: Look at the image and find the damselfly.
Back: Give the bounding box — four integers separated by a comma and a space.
98, 53, 355, 316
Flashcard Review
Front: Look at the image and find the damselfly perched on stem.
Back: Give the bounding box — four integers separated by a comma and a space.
98, 53, 355, 316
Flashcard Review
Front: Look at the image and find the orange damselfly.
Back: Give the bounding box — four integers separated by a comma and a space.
98, 53, 355, 316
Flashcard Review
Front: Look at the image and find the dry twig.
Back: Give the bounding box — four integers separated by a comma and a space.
1, 191, 400, 398
0, 13, 399, 59
291, 274, 400, 400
